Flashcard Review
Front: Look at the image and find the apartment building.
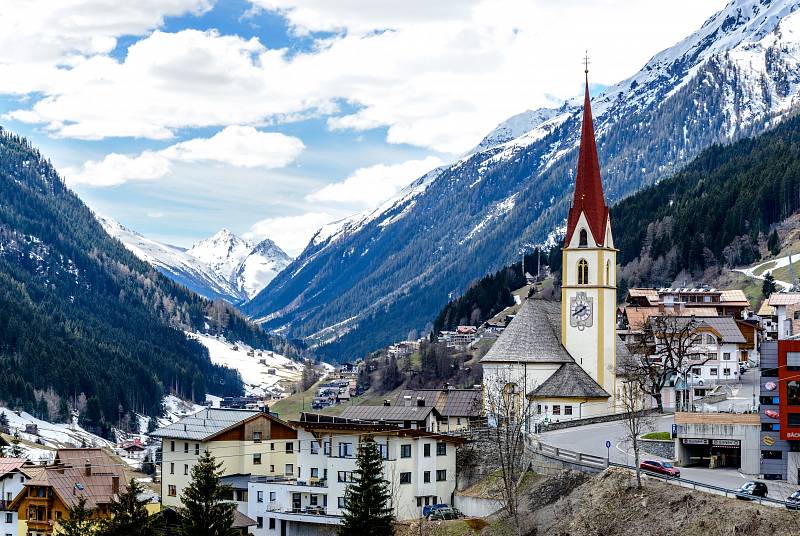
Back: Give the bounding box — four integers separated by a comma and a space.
151, 409, 298, 508
246, 413, 464, 536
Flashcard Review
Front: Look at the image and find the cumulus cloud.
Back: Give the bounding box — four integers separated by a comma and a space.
306, 156, 443, 206
4, 1, 724, 153
63, 126, 305, 187
244, 211, 335, 256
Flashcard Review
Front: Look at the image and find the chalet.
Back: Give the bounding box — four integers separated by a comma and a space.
394, 387, 483, 432
625, 287, 750, 318
767, 292, 800, 339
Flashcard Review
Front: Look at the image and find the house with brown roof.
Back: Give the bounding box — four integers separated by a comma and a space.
8, 448, 128, 535
394, 387, 483, 432
1, 458, 40, 536
624, 287, 750, 317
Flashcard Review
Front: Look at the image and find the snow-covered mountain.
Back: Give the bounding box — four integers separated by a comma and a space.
245, 0, 800, 359
101, 219, 291, 303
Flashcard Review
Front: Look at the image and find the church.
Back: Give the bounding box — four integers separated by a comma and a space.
481, 71, 628, 423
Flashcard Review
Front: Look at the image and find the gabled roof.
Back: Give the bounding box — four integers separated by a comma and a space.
757, 301, 776, 316
693, 317, 746, 343
768, 292, 800, 306
339, 405, 440, 422
566, 75, 609, 246
480, 299, 573, 363
0, 458, 27, 478
394, 389, 482, 418
150, 408, 262, 441
719, 290, 749, 306
527, 362, 609, 399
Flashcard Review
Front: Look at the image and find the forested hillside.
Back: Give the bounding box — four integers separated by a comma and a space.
0, 130, 291, 435
612, 111, 800, 288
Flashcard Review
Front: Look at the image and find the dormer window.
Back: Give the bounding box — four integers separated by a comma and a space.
578, 259, 589, 285
579, 229, 588, 248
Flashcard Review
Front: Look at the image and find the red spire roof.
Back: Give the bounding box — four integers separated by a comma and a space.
565, 74, 609, 246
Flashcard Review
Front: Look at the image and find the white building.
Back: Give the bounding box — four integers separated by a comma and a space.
768, 292, 800, 339
677, 316, 747, 386
0, 459, 35, 536
246, 413, 463, 536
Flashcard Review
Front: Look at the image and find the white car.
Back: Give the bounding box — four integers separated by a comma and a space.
687, 374, 705, 386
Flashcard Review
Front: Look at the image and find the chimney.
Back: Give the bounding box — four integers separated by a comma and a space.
111, 476, 120, 495
416, 398, 425, 407
85, 460, 91, 477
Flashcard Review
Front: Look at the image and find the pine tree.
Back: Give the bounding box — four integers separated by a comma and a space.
0, 411, 8, 429
179, 450, 238, 536
9, 430, 24, 458
60, 496, 100, 536
338, 440, 395, 536
98, 478, 159, 536
768, 229, 781, 256
762, 272, 776, 298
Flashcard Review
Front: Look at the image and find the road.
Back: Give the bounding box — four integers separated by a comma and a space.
539, 412, 799, 503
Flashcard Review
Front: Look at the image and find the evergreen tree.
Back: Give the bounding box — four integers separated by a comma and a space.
60, 496, 100, 536
338, 440, 395, 536
58, 398, 71, 423
0, 411, 8, 428
98, 479, 159, 536
141, 452, 157, 476
9, 430, 24, 458
379, 357, 402, 392
768, 229, 781, 256
179, 450, 237, 536
762, 272, 776, 298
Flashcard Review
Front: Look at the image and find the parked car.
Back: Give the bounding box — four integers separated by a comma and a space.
428, 507, 459, 521
739, 363, 747, 374
640, 460, 680, 477
422, 503, 449, 517
687, 374, 705, 386
786, 490, 800, 510
735, 481, 768, 500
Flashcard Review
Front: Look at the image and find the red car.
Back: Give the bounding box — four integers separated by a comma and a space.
640, 460, 680, 477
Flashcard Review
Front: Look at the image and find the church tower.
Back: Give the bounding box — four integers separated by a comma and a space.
561, 69, 617, 402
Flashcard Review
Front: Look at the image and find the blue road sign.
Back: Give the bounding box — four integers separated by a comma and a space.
605, 440, 611, 449
672, 423, 678, 438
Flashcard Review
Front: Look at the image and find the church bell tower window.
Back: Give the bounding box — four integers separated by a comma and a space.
577, 259, 589, 285
579, 229, 588, 247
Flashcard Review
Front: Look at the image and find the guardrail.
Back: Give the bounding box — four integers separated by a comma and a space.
528, 437, 608, 470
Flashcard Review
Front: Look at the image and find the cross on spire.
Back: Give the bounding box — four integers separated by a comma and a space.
583, 50, 590, 75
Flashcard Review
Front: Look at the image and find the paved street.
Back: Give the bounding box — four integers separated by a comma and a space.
539, 407, 799, 504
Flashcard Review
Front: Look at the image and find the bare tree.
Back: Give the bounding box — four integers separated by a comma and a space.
620, 315, 709, 412
618, 380, 654, 488
483, 370, 536, 536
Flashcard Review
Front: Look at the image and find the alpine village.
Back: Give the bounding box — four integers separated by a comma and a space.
7, 1, 800, 536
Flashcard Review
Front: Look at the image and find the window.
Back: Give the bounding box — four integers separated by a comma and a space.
378, 443, 388, 460
310, 494, 318, 506
184, 442, 189, 454
253, 431, 262, 443
692, 368, 701, 376
184, 464, 189, 476
170, 441, 175, 452
789, 352, 800, 370
789, 382, 800, 406
194, 443, 200, 456
709, 368, 718, 376
537, 404, 542, 414
577, 259, 589, 285
169, 463, 174, 475
423, 444, 431, 457
269, 491, 276, 502
553, 405, 561, 415
401, 444, 412, 458
436, 470, 446, 482
605, 260, 611, 285
5, 513, 11, 523
253, 453, 262, 465
269, 518, 276, 529
705, 334, 716, 345
256, 517, 263, 529
257, 491, 264, 503
564, 405, 573, 416
761, 450, 783, 460
399, 472, 412, 484
338, 497, 347, 509
423, 471, 431, 483
338, 471, 353, 483
285, 442, 294, 454
338, 442, 353, 458
723, 368, 731, 376
579, 229, 588, 247
285, 464, 293, 476
168, 485, 176, 497
436, 442, 446, 456
707, 353, 716, 361
270, 464, 275, 473
789, 413, 800, 426
417, 497, 423, 507
722, 352, 731, 361
270, 442, 275, 451
324, 441, 331, 456
310, 441, 319, 454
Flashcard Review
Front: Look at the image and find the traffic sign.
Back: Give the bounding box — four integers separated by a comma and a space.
605, 440, 611, 449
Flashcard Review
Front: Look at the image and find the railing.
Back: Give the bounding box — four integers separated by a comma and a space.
250, 476, 328, 487
528, 438, 607, 469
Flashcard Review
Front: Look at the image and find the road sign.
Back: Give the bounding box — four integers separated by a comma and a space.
672, 423, 677, 438
605, 440, 611, 449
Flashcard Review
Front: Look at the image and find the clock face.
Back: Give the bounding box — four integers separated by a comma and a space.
570, 292, 593, 330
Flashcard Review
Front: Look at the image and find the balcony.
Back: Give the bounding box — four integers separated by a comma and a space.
250, 476, 329, 489
263, 503, 341, 525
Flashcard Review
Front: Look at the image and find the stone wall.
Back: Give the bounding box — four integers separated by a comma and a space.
538, 408, 662, 432
639, 438, 675, 459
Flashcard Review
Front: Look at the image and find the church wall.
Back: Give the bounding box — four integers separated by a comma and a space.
482, 362, 561, 411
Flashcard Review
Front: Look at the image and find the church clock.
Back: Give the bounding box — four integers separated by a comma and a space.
569, 291, 593, 330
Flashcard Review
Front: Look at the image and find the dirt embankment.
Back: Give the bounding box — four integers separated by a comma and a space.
499, 469, 800, 536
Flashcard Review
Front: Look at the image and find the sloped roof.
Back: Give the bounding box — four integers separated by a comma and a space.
0, 458, 26, 478
395, 389, 482, 418
719, 289, 749, 305
339, 405, 439, 422
527, 362, 609, 399
757, 301, 776, 316
622, 306, 718, 330
694, 316, 746, 343
150, 408, 261, 441
627, 288, 659, 303
768, 292, 800, 306
480, 299, 573, 363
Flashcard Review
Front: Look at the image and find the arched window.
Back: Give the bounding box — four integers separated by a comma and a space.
579, 229, 588, 247
578, 259, 589, 285
606, 260, 611, 285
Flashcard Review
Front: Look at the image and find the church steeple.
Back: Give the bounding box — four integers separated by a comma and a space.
565, 70, 609, 247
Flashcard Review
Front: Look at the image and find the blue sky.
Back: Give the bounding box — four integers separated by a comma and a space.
0, 0, 726, 255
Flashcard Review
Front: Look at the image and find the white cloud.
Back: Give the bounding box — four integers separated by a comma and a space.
307, 156, 443, 206
244, 211, 334, 256
63, 126, 305, 187
3, 1, 726, 154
